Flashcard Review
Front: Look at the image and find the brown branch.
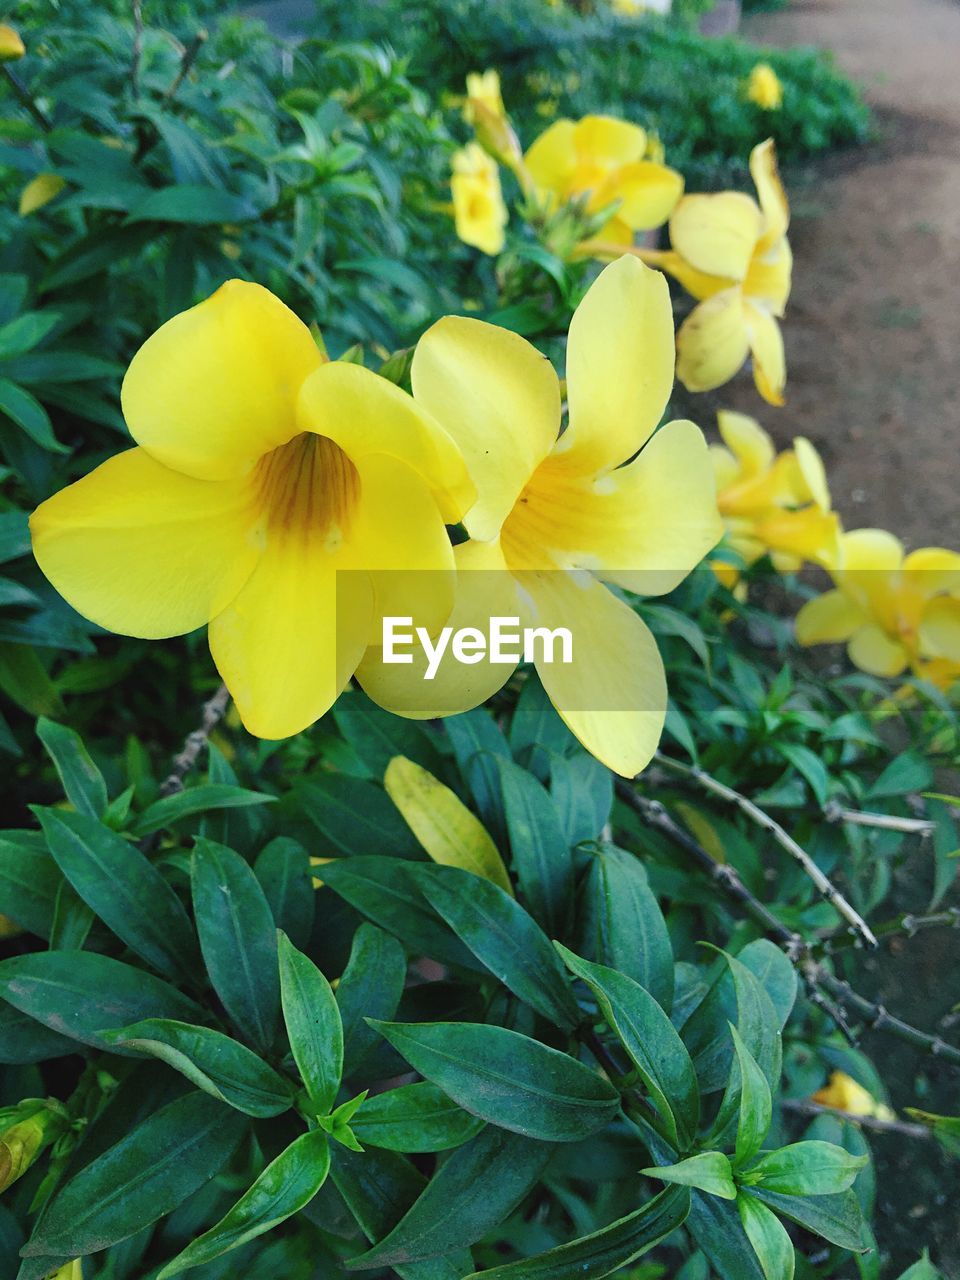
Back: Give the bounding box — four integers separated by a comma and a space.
164, 28, 207, 100
815, 908, 960, 957
159, 682, 230, 797
615, 781, 960, 1068
653, 752, 878, 948
824, 802, 935, 836
781, 1098, 932, 1140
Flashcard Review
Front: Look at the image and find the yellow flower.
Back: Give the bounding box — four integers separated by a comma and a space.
524, 114, 684, 252
464, 69, 505, 123
747, 63, 784, 110
711, 410, 840, 579
464, 70, 526, 177
796, 529, 960, 687
612, 0, 672, 13
30, 282, 474, 739
0, 23, 25, 62
19, 172, 66, 216
645, 139, 791, 405
357, 257, 722, 776
812, 1071, 895, 1122
451, 143, 508, 256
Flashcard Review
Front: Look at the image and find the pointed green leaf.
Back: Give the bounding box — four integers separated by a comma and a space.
641, 1152, 736, 1200
351, 1081, 484, 1153
746, 1187, 867, 1252
730, 1023, 772, 1167
36, 717, 108, 818
278, 931, 342, 1114
741, 1141, 868, 1196
336, 923, 407, 1073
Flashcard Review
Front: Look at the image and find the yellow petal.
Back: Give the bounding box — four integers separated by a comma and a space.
920, 596, 960, 662
343, 453, 457, 643
384, 755, 513, 894
669, 192, 762, 282
795, 590, 867, 645
510, 419, 722, 595
839, 528, 905, 575
848, 624, 909, 678
30, 447, 259, 639
19, 173, 66, 216
596, 161, 683, 231
793, 436, 831, 510
0, 23, 26, 61
524, 119, 577, 195
744, 302, 786, 406
122, 281, 323, 482
208, 538, 373, 740
750, 138, 790, 250
356, 537, 520, 718
638, 248, 734, 302
745, 237, 792, 314
717, 410, 775, 478
519, 570, 667, 776
812, 1072, 878, 1118
676, 288, 750, 394
297, 360, 475, 525
451, 144, 508, 256
754, 507, 842, 569
710, 443, 741, 493
557, 255, 675, 474
573, 115, 647, 167
410, 316, 559, 540
902, 547, 960, 596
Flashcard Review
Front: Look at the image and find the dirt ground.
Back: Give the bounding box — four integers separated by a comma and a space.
713, 0, 960, 550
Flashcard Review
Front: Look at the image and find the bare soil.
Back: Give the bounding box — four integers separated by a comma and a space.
709, 0, 960, 551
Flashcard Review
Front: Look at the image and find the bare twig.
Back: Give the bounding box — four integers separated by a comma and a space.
1, 65, 52, 131
159, 682, 230, 797
825, 802, 935, 835
653, 752, 879, 949
164, 28, 207, 100
816, 908, 960, 957
781, 1099, 932, 1140
615, 781, 960, 1067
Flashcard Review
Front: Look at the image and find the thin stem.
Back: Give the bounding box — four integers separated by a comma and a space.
653, 752, 879, 949
824, 802, 935, 835
131, 0, 144, 100
159, 682, 230, 797
164, 28, 207, 100
816, 908, 960, 957
1, 65, 52, 131
781, 1098, 932, 1140
615, 780, 960, 1068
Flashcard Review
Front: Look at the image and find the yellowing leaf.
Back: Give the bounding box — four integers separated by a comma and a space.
385, 756, 513, 895
19, 173, 67, 217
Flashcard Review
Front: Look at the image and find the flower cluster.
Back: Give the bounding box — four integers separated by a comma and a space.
30, 257, 722, 777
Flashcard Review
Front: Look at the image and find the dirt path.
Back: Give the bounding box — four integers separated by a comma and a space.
715, 0, 960, 549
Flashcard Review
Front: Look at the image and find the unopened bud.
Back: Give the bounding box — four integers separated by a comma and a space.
45, 1262, 83, 1280
1, 1099, 68, 1193
0, 23, 26, 62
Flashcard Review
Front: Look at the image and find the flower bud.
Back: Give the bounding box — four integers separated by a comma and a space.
0, 23, 25, 63
45, 1262, 83, 1280
0, 1099, 68, 1193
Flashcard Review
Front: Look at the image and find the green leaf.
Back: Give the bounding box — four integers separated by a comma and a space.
462, 1184, 691, 1280
0, 310, 60, 361
368, 1020, 620, 1142
682, 949, 782, 1095
35, 807, 198, 983
0, 829, 61, 938
347, 1127, 551, 1267
131, 784, 275, 837
21, 1092, 247, 1257
895, 1250, 942, 1280
337, 923, 407, 1072
414, 864, 581, 1030
775, 742, 829, 808
351, 1081, 484, 1152
737, 1193, 795, 1280
191, 839, 279, 1053
0, 511, 29, 563
741, 1141, 867, 1196
867, 753, 933, 799
580, 845, 674, 1010
0, 950, 200, 1051
736, 940, 797, 1030
686, 1189, 766, 1280
320, 857, 481, 972
385, 756, 512, 893
549, 752, 613, 847
445, 709, 510, 846
48, 879, 94, 949
157, 1130, 330, 1277
298, 774, 421, 859
0, 643, 62, 717
125, 184, 257, 225
102, 1018, 295, 1118
36, 718, 108, 818
278, 931, 342, 1114
730, 1024, 772, 1167
332, 689, 445, 777
496, 755, 573, 935
555, 945, 699, 1151
641, 1152, 736, 1200
254, 837, 314, 950
0, 378, 65, 451
330, 1145, 473, 1279
745, 1187, 867, 1252
0, 1000, 76, 1064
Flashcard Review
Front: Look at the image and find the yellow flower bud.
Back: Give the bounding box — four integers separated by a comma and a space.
0, 1099, 68, 1193
812, 1071, 890, 1119
45, 1262, 83, 1280
19, 172, 67, 216
0, 23, 26, 62
747, 62, 784, 111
